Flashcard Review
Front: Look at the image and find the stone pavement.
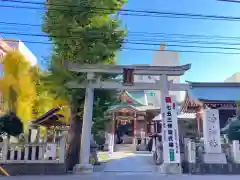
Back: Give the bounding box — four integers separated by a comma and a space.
2, 174, 240, 180
2, 151, 240, 179
102, 151, 156, 172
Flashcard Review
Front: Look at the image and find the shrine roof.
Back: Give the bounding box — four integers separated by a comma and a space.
188, 82, 240, 101
106, 90, 159, 113
126, 90, 148, 106
106, 102, 159, 113
31, 107, 69, 127
181, 82, 240, 112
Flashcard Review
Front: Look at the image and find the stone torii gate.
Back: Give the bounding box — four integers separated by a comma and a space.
66, 62, 191, 173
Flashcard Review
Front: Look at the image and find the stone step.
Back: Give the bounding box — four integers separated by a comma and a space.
114, 144, 136, 152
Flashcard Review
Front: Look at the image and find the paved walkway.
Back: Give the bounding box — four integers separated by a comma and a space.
102, 151, 156, 172
4, 152, 240, 179
3, 174, 240, 180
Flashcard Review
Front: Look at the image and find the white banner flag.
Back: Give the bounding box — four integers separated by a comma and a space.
162, 96, 181, 163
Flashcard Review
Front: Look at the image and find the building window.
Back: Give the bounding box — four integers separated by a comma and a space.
148, 76, 151, 79
138, 76, 143, 80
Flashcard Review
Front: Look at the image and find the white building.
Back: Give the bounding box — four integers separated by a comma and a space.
224, 72, 240, 82
0, 38, 38, 111
134, 46, 181, 106
0, 39, 37, 66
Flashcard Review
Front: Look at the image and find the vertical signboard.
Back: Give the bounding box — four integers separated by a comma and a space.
162, 96, 181, 163
46, 143, 57, 159
203, 109, 221, 153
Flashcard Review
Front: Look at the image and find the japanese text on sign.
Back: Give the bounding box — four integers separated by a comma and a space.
203, 109, 221, 153
165, 97, 175, 161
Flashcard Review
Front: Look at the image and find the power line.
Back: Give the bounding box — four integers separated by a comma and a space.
126, 42, 240, 50
2, 20, 240, 44
218, 0, 240, 3
2, 30, 240, 48
2, 30, 240, 47
5, 27, 240, 46
129, 39, 240, 46
2, 4, 214, 20
1, 20, 240, 41
0, 0, 238, 19
2, 31, 240, 51
2, 38, 240, 55
1, 0, 240, 21
123, 47, 240, 54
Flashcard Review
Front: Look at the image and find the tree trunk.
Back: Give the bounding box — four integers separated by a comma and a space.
66, 96, 83, 171
66, 115, 82, 171
9, 86, 17, 113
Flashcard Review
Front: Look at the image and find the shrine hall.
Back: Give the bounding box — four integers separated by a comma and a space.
104, 81, 240, 151
181, 81, 240, 135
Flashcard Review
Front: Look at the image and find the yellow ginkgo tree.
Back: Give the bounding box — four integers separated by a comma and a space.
31, 66, 71, 122
0, 50, 37, 126
0, 50, 70, 135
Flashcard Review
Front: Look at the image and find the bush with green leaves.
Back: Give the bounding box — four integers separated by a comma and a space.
227, 120, 240, 141
0, 112, 23, 136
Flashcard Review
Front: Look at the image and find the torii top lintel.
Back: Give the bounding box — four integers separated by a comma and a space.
66, 62, 191, 76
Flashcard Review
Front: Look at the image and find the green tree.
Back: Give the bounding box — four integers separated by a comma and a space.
226, 101, 240, 141
227, 120, 240, 141
0, 112, 23, 136
43, 0, 126, 169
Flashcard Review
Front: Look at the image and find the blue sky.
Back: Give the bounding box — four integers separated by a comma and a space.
0, 0, 240, 83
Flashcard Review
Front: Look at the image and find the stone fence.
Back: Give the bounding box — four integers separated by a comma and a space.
0, 136, 67, 175
183, 139, 240, 174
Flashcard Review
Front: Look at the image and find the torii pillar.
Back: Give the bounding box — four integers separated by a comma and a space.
73, 75, 95, 173
66, 62, 191, 174
159, 74, 182, 174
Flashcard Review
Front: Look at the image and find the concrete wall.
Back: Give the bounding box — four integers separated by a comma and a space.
1, 163, 67, 175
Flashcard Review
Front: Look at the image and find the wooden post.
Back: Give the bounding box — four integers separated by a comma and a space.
109, 111, 115, 153
133, 112, 137, 144
196, 107, 203, 137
